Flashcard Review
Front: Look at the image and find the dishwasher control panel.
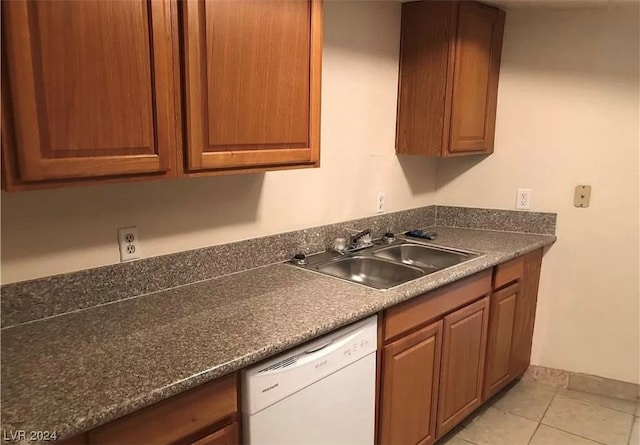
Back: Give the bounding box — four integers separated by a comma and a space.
242, 315, 377, 415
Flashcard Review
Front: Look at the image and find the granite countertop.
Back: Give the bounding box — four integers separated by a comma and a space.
1, 226, 556, 442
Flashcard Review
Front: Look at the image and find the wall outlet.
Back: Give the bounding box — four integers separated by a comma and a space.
516, 188, 532, 210
376, 192, 385, 213
118, 227, 141, 262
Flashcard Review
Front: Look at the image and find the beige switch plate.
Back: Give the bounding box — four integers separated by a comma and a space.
574, 185, 592, 208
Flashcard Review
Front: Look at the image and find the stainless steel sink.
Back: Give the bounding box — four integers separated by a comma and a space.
289, 235, 482, 290
316, 256, 424, 290
373, 243, 473, 270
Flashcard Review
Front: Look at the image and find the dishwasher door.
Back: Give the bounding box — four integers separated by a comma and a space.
242, 315, 377, 445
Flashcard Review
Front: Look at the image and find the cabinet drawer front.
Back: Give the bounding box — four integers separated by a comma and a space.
494, 255, 525, 289
380, 320, 443, 445
384, 269, 491, 342
2, 0, 177, 182
437, 296, 490, 437
89, 373, 237, 445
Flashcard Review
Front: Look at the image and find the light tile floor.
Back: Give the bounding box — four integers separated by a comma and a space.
439, 379, 640, 445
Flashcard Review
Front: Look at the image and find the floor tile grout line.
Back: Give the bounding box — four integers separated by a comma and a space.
541, 393, 629, 445
554, 392, 638, 418
489, 393, 555, 424
558, 389, 640, 417
541, 387, 559, 420
541, 424, 608, 445
625, 417, 637, 445
454, 381, 635, 445
525, 388, 559, 445
525, 421, 543, 445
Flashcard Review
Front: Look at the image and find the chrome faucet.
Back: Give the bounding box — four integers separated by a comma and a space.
331, 228, 374, 255
350, 229, 372, 249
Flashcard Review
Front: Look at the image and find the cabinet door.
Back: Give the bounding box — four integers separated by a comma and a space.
1, 0, 177, 183
380, 320, 443, 445
484, 282, 519, 399
190, 423, 239, 445
448, 2, 505, 155
182, 0, 322, 173
396, 1, 455, 157
510, 249, 543, 376
437, 296, 490, 437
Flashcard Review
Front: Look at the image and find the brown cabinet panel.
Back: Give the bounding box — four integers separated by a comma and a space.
396, 1, 455, 156
396, 1, 505, 157
1, 0, 178, 184
182, 0, 322, 172
380, 320, 443, 445
437, 296, 490, 437
510, 249, 544, 376
448, 2, 505, 154
89, 373, 237, 445
484, 282, 519, 399
189, 423, 239, 445
494, 255, 525, 289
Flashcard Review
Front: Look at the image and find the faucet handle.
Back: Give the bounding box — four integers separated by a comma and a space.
349, 228, 371, 241
332, 237, 347, 253
351, 229, 373, 248
382, 232, 396, 243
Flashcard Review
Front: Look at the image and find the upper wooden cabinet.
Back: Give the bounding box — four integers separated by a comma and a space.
1, 0, 322, 191
181, 0, 322, 173
1, 0, 178, 188
396, 1, 505, 157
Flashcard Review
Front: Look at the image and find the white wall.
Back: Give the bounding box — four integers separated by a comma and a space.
436, 4, 640, 384
0, 1, 438, 284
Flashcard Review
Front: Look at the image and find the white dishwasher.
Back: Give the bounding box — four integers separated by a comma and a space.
242, 315, 377, 445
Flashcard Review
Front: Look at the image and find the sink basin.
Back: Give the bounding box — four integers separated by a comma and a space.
373, 244, 473, 270
316, 256, 424, 290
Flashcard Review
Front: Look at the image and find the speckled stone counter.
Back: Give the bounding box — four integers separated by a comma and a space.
1, 227, 555, 443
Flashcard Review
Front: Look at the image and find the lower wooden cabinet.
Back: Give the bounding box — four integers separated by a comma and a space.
378, 252, 544, 444
510, 249, 544, 377
379, 320, 443, 445
484, 282, 519, 399
484, 248, 544, 400
437, 296, 490, 437
379, 271, 492, 445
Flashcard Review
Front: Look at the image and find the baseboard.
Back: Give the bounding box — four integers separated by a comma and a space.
524, 365, 639, 401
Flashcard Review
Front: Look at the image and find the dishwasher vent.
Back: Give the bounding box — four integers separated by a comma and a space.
259, 356, 298, 373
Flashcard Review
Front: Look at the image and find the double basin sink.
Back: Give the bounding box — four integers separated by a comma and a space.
291, 237, 482, 290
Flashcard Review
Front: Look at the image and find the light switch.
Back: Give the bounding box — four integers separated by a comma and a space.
574, 185, 592, 208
